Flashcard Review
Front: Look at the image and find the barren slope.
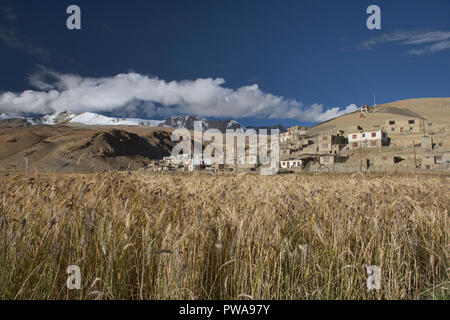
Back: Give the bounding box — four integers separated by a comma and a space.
0, 125, 176, 173
310, 98, 450, 134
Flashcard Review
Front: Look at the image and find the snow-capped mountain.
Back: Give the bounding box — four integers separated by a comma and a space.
42, 111, 77, 124
68, 112, 164, 127
0, 111, 245, 132
25, 111, 77, 125
0, 111, 76, 125
160, 115, 245, 132
160, 116, 209, 131
0, 112, 12, 120
0, 111, 164, 127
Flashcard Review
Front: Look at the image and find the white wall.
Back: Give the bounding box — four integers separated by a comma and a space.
280, 160, 303, 168
348, 130, 383, 142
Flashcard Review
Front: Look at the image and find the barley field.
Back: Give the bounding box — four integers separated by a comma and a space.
0, 171, 448, 300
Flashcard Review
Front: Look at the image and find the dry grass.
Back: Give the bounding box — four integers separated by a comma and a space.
0, 171, 448, 300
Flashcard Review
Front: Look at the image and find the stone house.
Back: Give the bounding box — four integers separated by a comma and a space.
318, 133, 347, 154
372, 155, 403, 166
422, 155, 436, 169
360, 105, 369, 113
280, 126, 308, 143
288, 126, 308, 135
280, 132, 290, 142
384, 119, 432, 134
421, 136, 433, 151
319, 155, 348, 165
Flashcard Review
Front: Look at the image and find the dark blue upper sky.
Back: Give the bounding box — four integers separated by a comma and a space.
0, 0, 449, 127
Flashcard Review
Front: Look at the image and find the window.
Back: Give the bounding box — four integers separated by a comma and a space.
371, 141, 377, 146
371, 132, 376, 137
391, 128, 395, 132
362, 133, 365, 138
352, 143, 358, 147
409, 120, 415, 124
352, 135, 357, 139
389, 121, 395, 125
409, 127, 414, 131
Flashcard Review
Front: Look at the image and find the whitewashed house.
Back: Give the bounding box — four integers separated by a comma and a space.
280, 159, 304, 169
348, 130, 388, 149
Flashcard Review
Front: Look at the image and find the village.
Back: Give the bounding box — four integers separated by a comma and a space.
148, 105, 450, 174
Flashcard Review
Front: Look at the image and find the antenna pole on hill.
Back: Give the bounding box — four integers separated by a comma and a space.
373, 94, 377, 106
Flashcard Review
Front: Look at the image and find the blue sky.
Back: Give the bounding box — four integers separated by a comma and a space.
0, 0, 449, 127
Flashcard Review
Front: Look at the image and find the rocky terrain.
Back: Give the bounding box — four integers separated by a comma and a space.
0, 125, 176, 173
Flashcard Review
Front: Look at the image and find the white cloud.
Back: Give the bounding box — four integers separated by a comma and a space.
406, 40, 450, 55
0, 69, 357, 122
358, 30, 450, 55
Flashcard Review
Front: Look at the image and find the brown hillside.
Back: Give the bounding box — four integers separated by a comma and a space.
311, 98, 450, 134
0, 118, 30, 127
0, 125, 176, 173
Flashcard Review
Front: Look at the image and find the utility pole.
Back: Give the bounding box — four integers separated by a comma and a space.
411, 138, 417, 169
234, 142, 237, 175
359, 144, 363, 172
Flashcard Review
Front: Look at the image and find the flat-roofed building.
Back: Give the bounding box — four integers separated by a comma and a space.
280, 132, 290, 142
384, 119, 432, 134
280, 126, 308, 144
422, 155, 436, 169
360, 105, 369, 113
280, 158, 304, 169
319, 155, 348, 165
318, 133, 347, 154
348, 130, 389, 149
288, 126, 308, 136
421, 136, 433, 151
